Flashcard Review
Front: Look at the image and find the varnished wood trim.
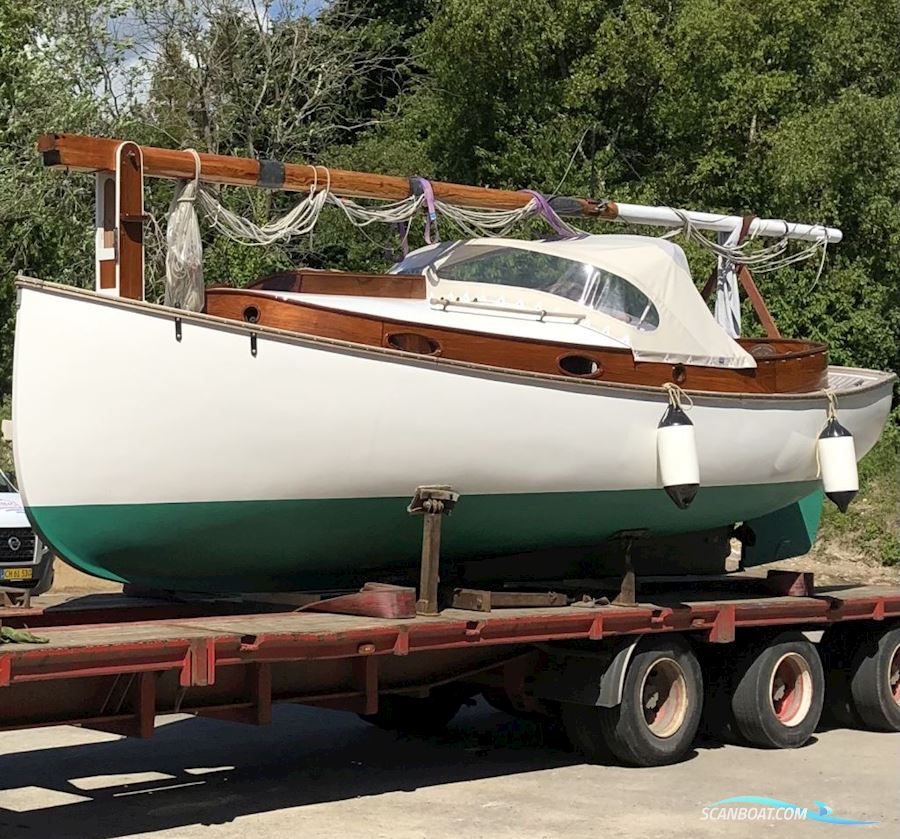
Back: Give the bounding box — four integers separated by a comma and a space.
117, 141, 144, 301
247, 270, 426, 299
205, 288, 828, 393
98, 259, 116, 290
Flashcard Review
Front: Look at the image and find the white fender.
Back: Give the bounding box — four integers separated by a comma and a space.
658, 404, 699, 509
818, 417, 858, 513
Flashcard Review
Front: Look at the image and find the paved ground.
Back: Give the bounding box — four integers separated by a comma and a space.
0, 701, 896, 839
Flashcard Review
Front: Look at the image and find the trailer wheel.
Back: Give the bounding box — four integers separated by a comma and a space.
848, 624, 900, 732
359, 688, 464, 735
562, 635, 703, 767
731, 633, 824, 748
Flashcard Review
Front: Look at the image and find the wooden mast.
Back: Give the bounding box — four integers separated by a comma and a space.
37, 133, 611, 218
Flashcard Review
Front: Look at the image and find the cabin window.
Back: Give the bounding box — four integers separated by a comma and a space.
558, 355, 603, 377
242, 306, 260, 324
434, 247, 660, 330
386, 332, 441, 355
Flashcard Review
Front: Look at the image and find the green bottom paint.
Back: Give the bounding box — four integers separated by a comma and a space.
28, 481, 821, 592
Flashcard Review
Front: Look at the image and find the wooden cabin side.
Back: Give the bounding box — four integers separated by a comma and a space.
204, 272, 828, 394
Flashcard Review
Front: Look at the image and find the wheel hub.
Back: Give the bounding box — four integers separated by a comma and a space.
640, 657, 688, 738
889, 643, 900, 707
769, 652, 813, 727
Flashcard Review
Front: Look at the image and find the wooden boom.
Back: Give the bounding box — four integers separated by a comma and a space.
37, 133, 609, 218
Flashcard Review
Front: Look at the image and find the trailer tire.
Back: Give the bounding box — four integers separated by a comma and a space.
359, 688, 464, 735
563, 635, 702, 767
848, 624, 900, 732
731, 633, 824, 748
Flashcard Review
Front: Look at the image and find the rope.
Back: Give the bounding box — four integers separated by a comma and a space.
183, 185, 578, 248
662, 382, 693, 411
661, 208, 829, 275
814, 389, 840, 477
825, 390, 838, 421
196, 183, 329, 246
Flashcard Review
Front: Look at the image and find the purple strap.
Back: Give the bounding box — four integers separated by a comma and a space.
410, 176, 439, 244
397, 220, 410, 257
383, 220, 410, 263
519, 189, 574, 238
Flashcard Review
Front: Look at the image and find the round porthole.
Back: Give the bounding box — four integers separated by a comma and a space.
558, 354, 604, 378
242, 305, 260, 324
386, 332, 441, 355
672, 364, 687, 384
749, 343, 778, 359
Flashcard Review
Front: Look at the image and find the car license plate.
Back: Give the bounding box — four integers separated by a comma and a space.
0, 568, 32, 581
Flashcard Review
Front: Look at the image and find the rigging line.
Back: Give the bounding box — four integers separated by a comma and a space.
551, 126, 592, 196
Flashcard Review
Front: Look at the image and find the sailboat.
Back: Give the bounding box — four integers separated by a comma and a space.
10, 134, 895, 593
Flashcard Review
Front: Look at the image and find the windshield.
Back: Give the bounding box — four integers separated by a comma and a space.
0, 470, 17, 493
390, 242, 461, 275
434, 246, 659, 329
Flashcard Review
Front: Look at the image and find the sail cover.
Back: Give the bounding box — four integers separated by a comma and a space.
418, 235, 757, 370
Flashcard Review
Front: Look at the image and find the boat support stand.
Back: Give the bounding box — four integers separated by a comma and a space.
408, 485, 460, 616
610, 530, 650, 608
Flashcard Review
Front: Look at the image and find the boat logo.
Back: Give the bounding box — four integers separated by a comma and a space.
6, 536, 21, 552
702, 796, 877, 826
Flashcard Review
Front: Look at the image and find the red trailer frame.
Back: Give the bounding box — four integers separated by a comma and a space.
1, 572, 898, 741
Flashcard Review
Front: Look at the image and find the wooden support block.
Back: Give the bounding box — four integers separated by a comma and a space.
765, 570, 814, 597
451, 589, 568, 611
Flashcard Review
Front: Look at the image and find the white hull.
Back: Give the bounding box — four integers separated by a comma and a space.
13, 281, 893, 509
10, 280, 895, 591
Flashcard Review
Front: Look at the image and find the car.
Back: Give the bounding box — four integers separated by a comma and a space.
0, 468, 54, 596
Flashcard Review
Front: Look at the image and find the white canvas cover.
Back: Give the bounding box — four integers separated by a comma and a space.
426, 235, 757, 369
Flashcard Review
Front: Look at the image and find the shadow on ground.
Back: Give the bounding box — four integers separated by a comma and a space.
0, 702, 588, 839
